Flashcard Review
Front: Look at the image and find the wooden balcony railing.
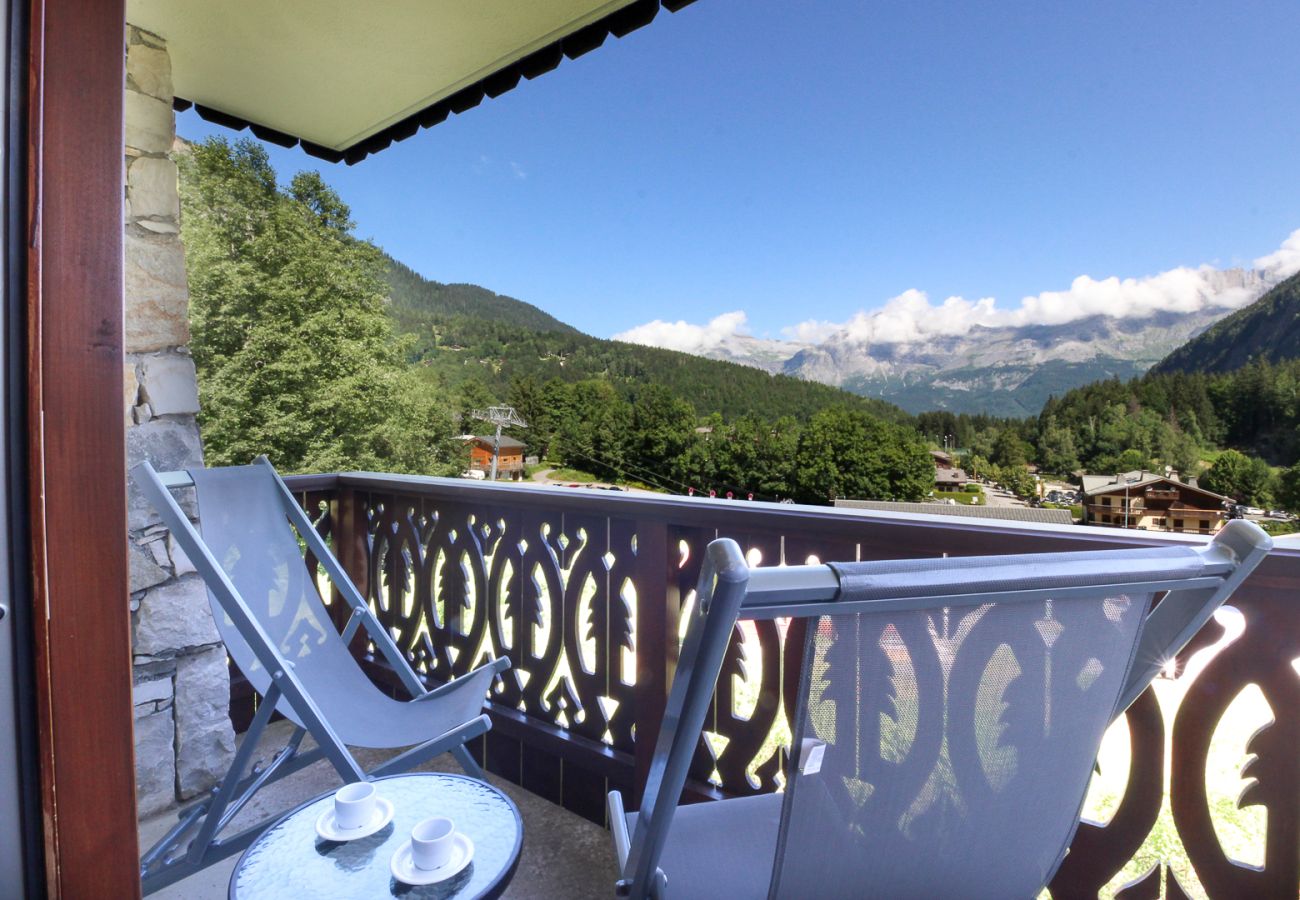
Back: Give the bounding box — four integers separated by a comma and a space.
268, 472, 1299, 899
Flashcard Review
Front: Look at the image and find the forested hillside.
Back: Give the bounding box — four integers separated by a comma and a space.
1154, 271, 1300, 375
385, 256, 577, 334
401, 313, 908, 425
378, 218, 908, 425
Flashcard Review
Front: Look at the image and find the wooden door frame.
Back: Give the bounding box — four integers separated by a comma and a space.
26, 0, 140, 895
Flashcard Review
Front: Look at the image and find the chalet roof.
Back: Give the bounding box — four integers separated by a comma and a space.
126, 0, 694, 165
1082, 471, 1228, 504
465, 434, 526, 451
934, 467, 969, 483
835, 500, 1074, 526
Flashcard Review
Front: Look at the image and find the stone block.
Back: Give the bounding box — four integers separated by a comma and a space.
134, 706, 177, 816
124, 362, 139, 428
140, 354, 200, 416
168, 533, 196, 577
133, 673, 173, 709
127, 156, 179, 220
175, 646, 235, 799
128, 539, 169, 594
126, 417, 203, 530
146, 536, 170, 567
126, 42, 172, 102
125, 230, 189, 352
133, 575, 218, 656
125, 90, 174, 155
138, 219, 179, 234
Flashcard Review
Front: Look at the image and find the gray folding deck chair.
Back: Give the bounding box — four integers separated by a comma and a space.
133, 458, 509, 894
609, 521, 1271, 899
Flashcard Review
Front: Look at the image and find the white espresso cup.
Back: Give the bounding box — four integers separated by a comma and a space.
333, 781, 377, 830
410, 816, 456, 871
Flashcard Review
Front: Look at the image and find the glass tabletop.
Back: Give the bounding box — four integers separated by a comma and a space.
230, 773, 523, 900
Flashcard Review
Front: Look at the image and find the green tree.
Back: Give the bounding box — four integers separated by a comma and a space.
1202, 450, 1275, 505
1001, 466, 1036, 499
792, 408, 931, 504
628, 385, 696, 485
992, 429, 1029, 468
1037, 417, 1080, 475
180, 137, 453, 473
1275, 464, 1300, 513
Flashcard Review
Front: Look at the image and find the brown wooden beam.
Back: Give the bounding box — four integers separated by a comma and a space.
27, 0, 138, 895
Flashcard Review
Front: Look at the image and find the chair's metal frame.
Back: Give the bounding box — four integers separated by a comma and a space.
133, 458, 509, 895
608, 521, 1272, 899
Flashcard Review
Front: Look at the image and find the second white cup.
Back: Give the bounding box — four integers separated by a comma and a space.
410, 816, 456, 871
333, 781, 377, 830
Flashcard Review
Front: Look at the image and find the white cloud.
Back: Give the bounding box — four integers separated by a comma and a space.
615, 310, 750, 354
616, 229, 1300, 353
1255, 229, 1300, 280
792, 228, 1300, 346
510, 161, 527, 180
781, 319, 840, 343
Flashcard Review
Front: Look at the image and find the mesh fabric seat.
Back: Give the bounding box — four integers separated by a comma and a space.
610, 523, 1270, 899
623, 794, 782, 900
190, 465, 495, 747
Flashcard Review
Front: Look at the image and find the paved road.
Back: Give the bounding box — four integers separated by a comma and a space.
982, 485, 1029, 509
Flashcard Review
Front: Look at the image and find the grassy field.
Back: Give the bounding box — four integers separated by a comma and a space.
933, 489, 984, 505
548, 466, 598, 483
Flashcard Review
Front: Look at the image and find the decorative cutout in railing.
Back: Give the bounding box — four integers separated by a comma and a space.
270, 475, 1297, 899
361, 495, 641, 752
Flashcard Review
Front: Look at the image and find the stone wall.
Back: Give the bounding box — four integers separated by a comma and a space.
124, 25, 234, 817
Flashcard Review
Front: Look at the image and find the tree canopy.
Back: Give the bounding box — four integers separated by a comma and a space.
179, 137, 458, 474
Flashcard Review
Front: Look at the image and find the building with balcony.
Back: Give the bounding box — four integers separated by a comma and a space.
463, 435, 527, 479
1081, 471, 1230, 534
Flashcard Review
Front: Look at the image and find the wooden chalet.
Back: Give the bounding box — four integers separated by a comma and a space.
464, 434, 527, 478
1080, 471, 1230, 535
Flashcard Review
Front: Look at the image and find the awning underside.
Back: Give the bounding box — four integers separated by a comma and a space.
126, 0, 695, 165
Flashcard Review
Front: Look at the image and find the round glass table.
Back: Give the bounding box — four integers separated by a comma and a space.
230, 773, 523, 899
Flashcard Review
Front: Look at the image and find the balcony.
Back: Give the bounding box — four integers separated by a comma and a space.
186, 470, 1300, 899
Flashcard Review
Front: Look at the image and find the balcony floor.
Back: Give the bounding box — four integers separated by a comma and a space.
139, 721, 619, 899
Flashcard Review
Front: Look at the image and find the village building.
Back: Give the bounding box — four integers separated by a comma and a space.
935, 465, 970, 491
463, 434, 527, 479
929, 449, 970, 491
1080, 471, 1230, 534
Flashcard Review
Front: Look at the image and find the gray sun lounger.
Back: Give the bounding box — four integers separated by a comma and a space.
133, 458, 508, 894
609, 521, 1271, 899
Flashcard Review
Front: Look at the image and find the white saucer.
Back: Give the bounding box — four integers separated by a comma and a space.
314, 796, 395, 841
390, 832, 475, 886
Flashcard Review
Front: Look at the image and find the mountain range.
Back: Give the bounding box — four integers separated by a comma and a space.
382, 252, 1295, 420
676, 268, 1280, 417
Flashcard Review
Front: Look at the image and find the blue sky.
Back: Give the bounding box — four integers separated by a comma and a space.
178, 0, 1300, 345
